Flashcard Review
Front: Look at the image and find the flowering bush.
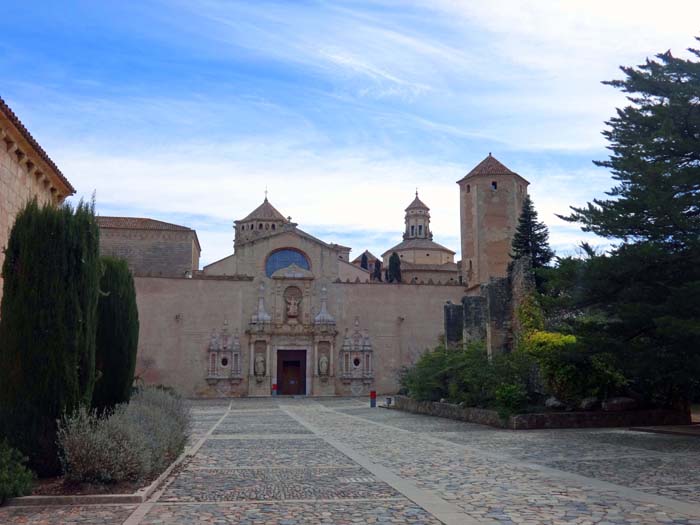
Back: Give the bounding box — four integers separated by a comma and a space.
58, 387, 190, 484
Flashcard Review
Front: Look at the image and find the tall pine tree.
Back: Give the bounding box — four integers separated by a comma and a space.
561, 40, 700, 408
511, 194, 554, 268
0, 200, 100, 475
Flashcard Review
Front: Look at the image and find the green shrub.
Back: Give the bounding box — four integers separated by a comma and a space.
0, 440, 34, 503
92, 257, 140, 412
0, 200, 100, 476
494, 383, 527, 419
401, 342, 534, 411
58, 387, 190, 483
523, 330, 627, 404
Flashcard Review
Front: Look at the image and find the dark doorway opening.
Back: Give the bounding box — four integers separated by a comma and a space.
277, 350, 306, 395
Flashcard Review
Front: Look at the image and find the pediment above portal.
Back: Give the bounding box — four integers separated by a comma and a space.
271, 263, 314, 280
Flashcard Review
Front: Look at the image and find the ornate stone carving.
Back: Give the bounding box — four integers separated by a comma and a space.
318, 354, 329, 377
254, 353, 266, 378
251, 282, 271, 325
339, 317, 374, 394
206, 320, 242, 386
283, 286, 302, 324
314, 286, 334, 324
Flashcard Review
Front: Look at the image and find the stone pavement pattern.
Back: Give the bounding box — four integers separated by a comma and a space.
2, 397, 700, 524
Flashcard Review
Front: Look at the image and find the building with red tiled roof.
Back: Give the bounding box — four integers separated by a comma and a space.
458, 154, 529, 285
97, 215, 201, 277
0, 96, 76, 307
381, 192, 461, 284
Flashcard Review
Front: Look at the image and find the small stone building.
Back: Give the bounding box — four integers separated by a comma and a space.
0, 97, 75, 308
97, 216, 201, 277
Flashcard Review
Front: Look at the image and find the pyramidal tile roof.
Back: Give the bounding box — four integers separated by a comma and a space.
405, 192, 429, 211
458, 153, 525, 183
240, 198, 287, 222
352, 249, 379, 264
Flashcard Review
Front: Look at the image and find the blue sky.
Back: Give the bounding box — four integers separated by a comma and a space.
2, 1, 698, 265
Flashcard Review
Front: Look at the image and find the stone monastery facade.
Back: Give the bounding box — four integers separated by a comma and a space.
113, 153, 529, 397
0, 96, 529, 397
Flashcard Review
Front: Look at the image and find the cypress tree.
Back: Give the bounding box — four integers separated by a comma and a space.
373, 259, 382, 282
360, 252, 369, 270
92, 257, 140, 412
511, 194, 554, 268
388, 252, 402, 283
0, 199, 100, 476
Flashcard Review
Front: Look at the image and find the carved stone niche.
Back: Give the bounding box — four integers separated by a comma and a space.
283, 285, 303, 324
317, 341, 331, 382
253, 340, 267, 383
339, 317, 374, 395
206, 321, 242, 385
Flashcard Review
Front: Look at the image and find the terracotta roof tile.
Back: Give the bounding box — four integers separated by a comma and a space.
97, 216, 194, 231
382, 238, 456, 257
0, 96, 75, 194
239, 198, 287, 222
405, 193, 429, 211
352, 250, 379, 264
457, 153, 526, 183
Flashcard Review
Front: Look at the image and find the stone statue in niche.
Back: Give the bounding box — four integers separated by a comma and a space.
286, 296, 300, 319
283, 286, 303, 324
318, 354, 329, 377
254, 353, 266, 379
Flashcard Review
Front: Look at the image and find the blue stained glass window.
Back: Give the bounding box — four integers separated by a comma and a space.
265, 249, 310, 277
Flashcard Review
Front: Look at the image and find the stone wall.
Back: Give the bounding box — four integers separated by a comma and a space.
394, 396, 691, 429
100, 228, 199, 277
448, 257, 534, 355
133, 276, 465, 397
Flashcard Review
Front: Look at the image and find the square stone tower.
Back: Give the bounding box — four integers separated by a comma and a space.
457, 154, 529, 287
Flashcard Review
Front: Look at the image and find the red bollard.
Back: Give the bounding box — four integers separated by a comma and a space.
272, 383, 278, 396
370, 390, 377, 408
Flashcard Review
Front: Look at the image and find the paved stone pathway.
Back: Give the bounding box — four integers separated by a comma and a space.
3, 397, 700, 524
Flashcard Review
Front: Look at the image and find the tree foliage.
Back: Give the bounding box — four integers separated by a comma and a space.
388, 252, 402, 283
558, 41, 700, 408
372, 259, 382, 281
360, 252, 369, 270
0, 200, 100, 475
511, 194, 554, 268
92, 257, 140, 412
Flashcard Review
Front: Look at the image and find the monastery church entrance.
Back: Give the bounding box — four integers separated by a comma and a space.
277, 350, 307, 395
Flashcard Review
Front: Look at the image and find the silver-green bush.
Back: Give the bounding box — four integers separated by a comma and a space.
58, 387, 190, 483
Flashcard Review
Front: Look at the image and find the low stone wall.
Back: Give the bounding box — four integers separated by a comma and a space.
393, 396, 691, 430
393, 396, 506, 428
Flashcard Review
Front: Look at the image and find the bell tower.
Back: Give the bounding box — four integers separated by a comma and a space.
457, 154, 529, 286
403, 191, 432, 241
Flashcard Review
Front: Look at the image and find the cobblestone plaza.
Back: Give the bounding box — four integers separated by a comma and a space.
3, 398, 700, 524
